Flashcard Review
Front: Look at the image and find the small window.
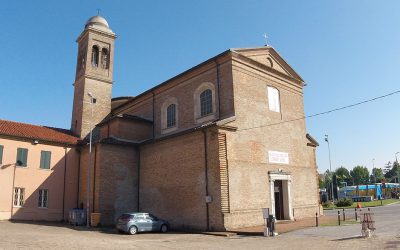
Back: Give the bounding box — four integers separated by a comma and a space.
0, 145, 3, 164
91, 46, 99, 67
101, 48, 109, 69
166, 104, 176, 128
13, 187, 25, 207
38, 189, 48, 208
16, 148, 28, 167
40, 151, 51, 169
267, 86, 280, 112
200, 89, 213, 117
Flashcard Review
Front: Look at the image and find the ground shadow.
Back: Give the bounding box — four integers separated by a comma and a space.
331, 235, 364, 241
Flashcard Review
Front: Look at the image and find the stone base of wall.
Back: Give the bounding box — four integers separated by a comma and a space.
223, 204, 321, 230
292, 204, 321, 220
223, 209, 264, 230
0, 211, 11, 220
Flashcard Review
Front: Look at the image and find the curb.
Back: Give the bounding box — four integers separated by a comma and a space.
201, 232, 238, 237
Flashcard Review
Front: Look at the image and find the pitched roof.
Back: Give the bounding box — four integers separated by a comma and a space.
0, 119, 79, 145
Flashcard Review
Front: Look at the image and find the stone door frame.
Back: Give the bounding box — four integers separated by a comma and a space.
269, 171, 293, 220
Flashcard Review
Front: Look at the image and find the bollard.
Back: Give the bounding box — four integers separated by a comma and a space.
342, 208, 346, 221
380, 199, 383, 206
368, 207, 370, 211
355, 208, 358, 221
338, 211, 341, 226
315, 212, 319, 227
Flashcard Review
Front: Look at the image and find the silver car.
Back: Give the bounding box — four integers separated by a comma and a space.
116, 212, 169, 235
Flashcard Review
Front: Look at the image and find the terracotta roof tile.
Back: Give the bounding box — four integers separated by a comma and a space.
0, 119, 79, 145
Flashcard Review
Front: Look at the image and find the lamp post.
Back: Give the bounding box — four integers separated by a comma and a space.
324, 135, 334, 201
86, 92, 95, 228
396, 152, 399, 184
372, 158, 375, 183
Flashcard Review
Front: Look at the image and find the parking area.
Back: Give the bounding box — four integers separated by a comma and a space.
1, 203, 399, 249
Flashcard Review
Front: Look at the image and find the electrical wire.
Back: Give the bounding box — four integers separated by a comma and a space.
237, 90, 400, 131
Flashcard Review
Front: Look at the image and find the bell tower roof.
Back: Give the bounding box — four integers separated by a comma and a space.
85, 15, 113, 33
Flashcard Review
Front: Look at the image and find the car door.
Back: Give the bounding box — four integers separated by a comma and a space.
134, 214, 148, 232
146, 214, 161, 231
142, 214, 154, 231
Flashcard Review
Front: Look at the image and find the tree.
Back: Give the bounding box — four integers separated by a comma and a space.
384, 161, 400, 182
350, 165, 370, 185
335, 166, 351, 186
319, 177, 325, 189
371, 167, 384, 183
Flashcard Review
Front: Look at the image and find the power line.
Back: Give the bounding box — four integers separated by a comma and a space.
237, 90, 400, 131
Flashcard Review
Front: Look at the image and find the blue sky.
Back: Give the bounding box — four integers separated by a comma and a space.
1, 1, 399, 173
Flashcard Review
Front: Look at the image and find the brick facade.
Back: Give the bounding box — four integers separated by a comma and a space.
2, 16, 320, 230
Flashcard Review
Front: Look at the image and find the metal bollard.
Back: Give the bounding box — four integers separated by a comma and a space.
315, 212, 319, 227
342, 208, 346, 221
338, 211, 341, 226
355, 208, 358, 221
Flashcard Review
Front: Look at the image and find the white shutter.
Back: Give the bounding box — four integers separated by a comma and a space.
268, 87, 280, 112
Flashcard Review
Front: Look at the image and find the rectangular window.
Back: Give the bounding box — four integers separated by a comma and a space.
38, 189, 48, 208
16, 148, 28, 167
268, 87, 280, 112
40, 151, 51, 169
0, 145, 3, 164
13, 187, 25, 207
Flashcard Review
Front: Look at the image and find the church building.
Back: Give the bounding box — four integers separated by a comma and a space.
0, 15, 320, 231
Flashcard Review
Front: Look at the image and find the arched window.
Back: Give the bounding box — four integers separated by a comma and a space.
101, 48, 109, 69
166, 104, 176, 128
200, 89, 213, 117
267, 86, 280, 112
91, 46, 99, 67
161, 97, 178, 133
194, 82, 216, 123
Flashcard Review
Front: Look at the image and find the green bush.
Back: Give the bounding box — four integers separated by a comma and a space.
335, 198, 353, 207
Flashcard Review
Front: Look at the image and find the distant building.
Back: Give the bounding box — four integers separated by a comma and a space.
0, 15, 320, 230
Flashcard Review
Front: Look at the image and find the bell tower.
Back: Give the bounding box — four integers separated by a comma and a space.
71, 16, 116, 139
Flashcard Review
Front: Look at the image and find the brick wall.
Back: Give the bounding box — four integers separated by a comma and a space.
139, 130, 224, 231
79, 143, 138, 226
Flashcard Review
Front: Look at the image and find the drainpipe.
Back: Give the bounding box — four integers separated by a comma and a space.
92, 144, 98, 213
152, 91, 155, 139
62, 146, 68, 221
203, 129, 210, 231
214, 60, 221, 120
107, 121, 110, 138
77, 148, 81, 208
137, 147, 141, 211
10, 163, 17, 218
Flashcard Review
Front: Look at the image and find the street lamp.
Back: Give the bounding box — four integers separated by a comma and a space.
324, 135, 334, 201
396, 152, 399, 184
86, 92, 95, 227
372, 158, 375, 183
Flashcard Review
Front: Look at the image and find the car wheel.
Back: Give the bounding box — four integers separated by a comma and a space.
128, 226, 138, 235
160, 224, 168, 233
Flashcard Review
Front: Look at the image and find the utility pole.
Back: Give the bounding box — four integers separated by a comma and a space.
86, 92, 95, 227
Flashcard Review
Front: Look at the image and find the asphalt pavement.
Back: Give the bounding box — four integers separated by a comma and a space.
284, 202, 400, 239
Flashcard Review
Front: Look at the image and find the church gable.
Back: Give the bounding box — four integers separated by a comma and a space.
232, 47, 304, 83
